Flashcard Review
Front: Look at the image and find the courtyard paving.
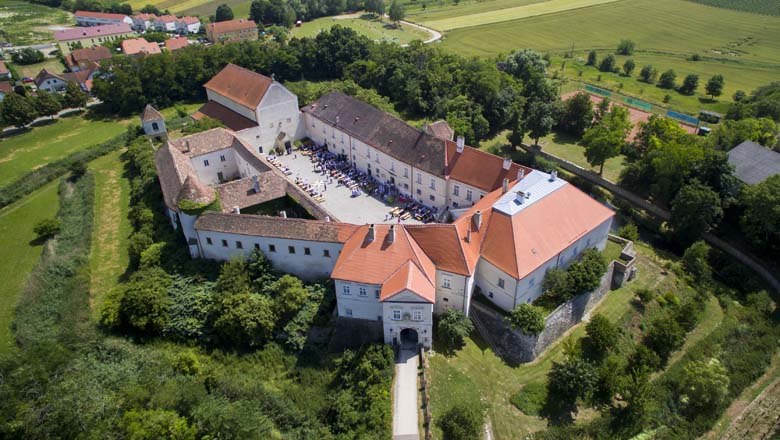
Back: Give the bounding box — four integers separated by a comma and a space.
274, 152, 422, 225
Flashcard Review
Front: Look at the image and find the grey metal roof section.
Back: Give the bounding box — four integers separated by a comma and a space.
492, 171, 566, 216
727, 140, 780, 185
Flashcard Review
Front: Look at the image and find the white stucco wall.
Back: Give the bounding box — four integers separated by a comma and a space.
434, 270, 468, 315
334, 280, 383, 321
475, 259, 519, 311
196, 229, 343, 281
382, 295, 434, 348
189, 148, 239, 185
255, 83, 303, 146
143, 119, 166, 137
38, 77, 68, 92
448, 179, 488, 209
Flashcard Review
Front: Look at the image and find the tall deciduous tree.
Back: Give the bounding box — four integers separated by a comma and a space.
740, 174, 780, 255
622, 59, 635, 76
640, 64, 657, 83
558, 91, 593, 137
215, 3, 234, 21
388, 0, 405, 24
437, 309, 474, 351
526, 100, 555, 146
581, 314, 620, 363
64, 81, 88, 109
582, 105, 632, 174
658, 69, 677, 89
586, 50, 597, 66
34, 90, 62, 119
679, 74, 699, 95
705, 74, 724, 100
0, 92, 38, 128
670, 179, 723, 242
678, 358, 730, 411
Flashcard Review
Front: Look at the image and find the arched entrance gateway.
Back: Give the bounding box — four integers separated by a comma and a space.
400, 328, 419, 348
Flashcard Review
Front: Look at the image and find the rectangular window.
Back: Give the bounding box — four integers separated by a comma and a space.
498, 278, 505, 289
323, 249, 330, 257
203, 159, 209, 167
413, 310, 422, 321
343, 285, 350, 295
374, 289, 380, 299
443, 278, 451, 289
304, 247, 311, 255
367, 150, 371, 159
221, 239, 228, 247
429, 195, 435, 202
529, 277, 536, 287
466, 189, 473, 201
404, 168, 409, 178
254, 243, 260, 250
359, 287, 366, 297
220, 155, 226, 162
453, 185, 460, 196
268, 244, 276, 252
378, 316, 382, 321
392, 310, 401, 321
416, 189, 422, 196
206, 237, 213, 245
288, 246, 295, 254
345, 308, 353, 317
430, 178, 436, 190
235, 241, 243, 249
416, 173, 422, 184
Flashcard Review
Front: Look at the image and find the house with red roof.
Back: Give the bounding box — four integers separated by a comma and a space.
153, 15, 178, 32
75, 10, 133, 27
0, 61, 10, 80
177, 16, 201, 34
205, 19, 257, 43
55, 23, 134, 54
132, 13, 157, 31
164, 36, 189, 51
121, 38, 162, 56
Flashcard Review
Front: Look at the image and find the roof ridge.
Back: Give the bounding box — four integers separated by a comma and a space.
401, 226, 437, 286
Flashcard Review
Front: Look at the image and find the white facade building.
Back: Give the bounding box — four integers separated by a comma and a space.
75, 10, 133, 27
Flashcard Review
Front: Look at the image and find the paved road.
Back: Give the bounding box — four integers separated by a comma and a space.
393, 348, 420, 440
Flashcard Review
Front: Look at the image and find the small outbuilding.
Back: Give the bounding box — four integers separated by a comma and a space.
141, 104, 167, 141
727, 140, 780, 185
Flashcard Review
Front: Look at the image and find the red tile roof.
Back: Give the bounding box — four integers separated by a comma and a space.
66, 46, 112, 68
203, 63, 271, 110
0, 61, 9, 75
141, 104, 163, 122
405, 224, 470, 275
332, 224, 436, 303
380, 261, 435, 303
446, 142, 532, 193
195, 213, 358, 243
164, 36, 189, 51
133, 13, 157, 20
207, 18, 256, 35
180, 16, 200, 24
0, 81, 12, 94
193, 100, 257, 131
121, 38, 161, 55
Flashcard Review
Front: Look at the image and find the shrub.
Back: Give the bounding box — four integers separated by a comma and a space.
68, 161, 87, 179
11, 47, 44, 65
616, 39, 635, 55
581, 314, 620, 363
437, 308, 474, 351
139, 242, 165, 268
439, 401, 484, 440
599, 54, 616, 72
659, 69, 677, 89
629, 344, 662, 373
635, 288, 655, 305
510, 382, 547, 416
679, 74, 699, 95
682, 241, 711, 282
586, 50, 598, 66
507, 303, 546, 334
118, 267, 173, 334
33, 218, 61, 240
617, 223, 639, 241
567, 248, 607, 296
644, 316, 685, 365
640, 65, 657, 83
122, 409, 197, 440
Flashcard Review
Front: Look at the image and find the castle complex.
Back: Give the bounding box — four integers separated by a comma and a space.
154, 64, 614, 348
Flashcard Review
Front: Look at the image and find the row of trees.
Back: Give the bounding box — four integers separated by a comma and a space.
0, 84, 88, 129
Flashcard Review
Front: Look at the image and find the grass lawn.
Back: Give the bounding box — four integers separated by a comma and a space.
10, 58, 66, 80
528, 130, 626, 183
88, 149, 131, 320
429, 242, 675, 439
292, 15, 431, 44
0, 182, 59, 355
602, 239, 625, 264
0, 1, 72, 46
406, 0, 547, 23
0, 112, 131, 187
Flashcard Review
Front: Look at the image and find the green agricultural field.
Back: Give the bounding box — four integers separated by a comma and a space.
0, 182, 59, 355
0, 113, 130, 187
88, 150, 131, 320
405, 0, 547, 23
0, 1, 72, 46
292, 15, 431, 44
421, 0, 622, 30
686, 0, 780, 16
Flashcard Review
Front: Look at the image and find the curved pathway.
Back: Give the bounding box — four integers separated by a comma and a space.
331, 12, 442, 44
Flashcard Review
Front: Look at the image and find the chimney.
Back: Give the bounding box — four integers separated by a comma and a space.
325, 216, 331, 222
280, 210, 287, 218
502, 178, 509, 194
367, 224, 375, 242
473, 210, 482, 230
503, 156, 512, 170
515, 191, 525, 204
335, 116, 340, 125
252, 175, 260, 193
517, 169, 525, 181
549, 170, 557, 181
232, 206, 240, 214
456, 136, 465, 153
466, 228, 472, 243
388, 225, 395, 244
182, 140, 190, 152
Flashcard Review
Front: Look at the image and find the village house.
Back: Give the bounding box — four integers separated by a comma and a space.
141, 104, 167, 140
132, 13, 157, 31
205, 19, 257, 44
164, 36, 189, 51
64, 46, 112, 72
0, 81, 12, 101
176, 16, 201, 34
121, 38, 162, 56
153, 15, 179, 32
154, 69, 615, 348
74, 10, 133, 27
54, 23, 134, 54
193, 63, 302, 151
34, 68, 95, 93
